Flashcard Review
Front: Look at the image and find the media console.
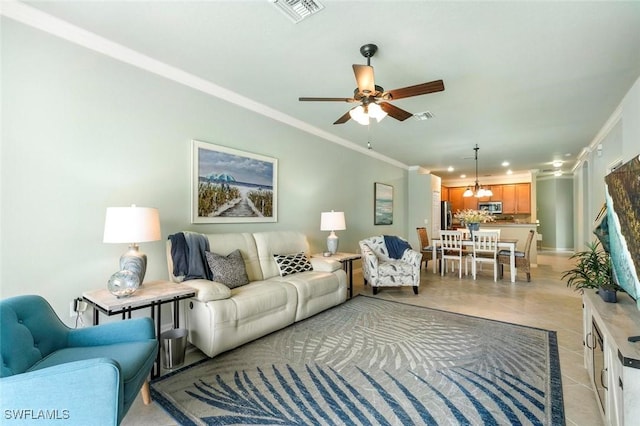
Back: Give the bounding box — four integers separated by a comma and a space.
583, 290, 640, 425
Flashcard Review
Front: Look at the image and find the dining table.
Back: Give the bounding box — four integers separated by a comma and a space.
430, 238, 519, 283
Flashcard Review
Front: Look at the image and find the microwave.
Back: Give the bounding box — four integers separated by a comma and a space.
478, 201, 502, 214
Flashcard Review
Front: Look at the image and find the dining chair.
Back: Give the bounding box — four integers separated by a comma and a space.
469, 230, 500, 281
499, 229, 535, 281
416, 227, 441, 271
439, 230, 465, 278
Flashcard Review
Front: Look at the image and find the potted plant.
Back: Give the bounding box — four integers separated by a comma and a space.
562, 240, 621, 302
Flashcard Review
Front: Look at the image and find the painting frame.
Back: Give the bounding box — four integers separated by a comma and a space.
191, 140, 278, 223
374, 182, 393, 225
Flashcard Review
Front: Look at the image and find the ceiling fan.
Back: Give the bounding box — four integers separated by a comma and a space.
299, 43, 445, 125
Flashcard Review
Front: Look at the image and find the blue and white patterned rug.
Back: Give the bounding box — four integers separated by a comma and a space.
151, 296, 564, 425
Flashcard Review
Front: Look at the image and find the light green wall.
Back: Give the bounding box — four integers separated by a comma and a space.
0, 19, 408, 324
572, 76, 639, 250
536, 177, 574, 250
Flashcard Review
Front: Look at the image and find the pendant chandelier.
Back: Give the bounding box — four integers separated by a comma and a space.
463, 144, 493, 198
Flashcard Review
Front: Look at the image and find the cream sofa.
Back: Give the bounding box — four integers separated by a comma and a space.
167, 231, 347, 358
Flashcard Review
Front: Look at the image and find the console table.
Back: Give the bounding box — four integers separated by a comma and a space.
583, 290, 640, 425
312, 252, 361, 298
83, 280, 195, 378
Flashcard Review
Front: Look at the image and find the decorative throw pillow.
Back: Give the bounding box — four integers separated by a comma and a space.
274, 252, 313, 277
205, 249, 250, 289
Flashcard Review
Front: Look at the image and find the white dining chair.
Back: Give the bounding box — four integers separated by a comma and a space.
439, 230, 465, 278
469, 230, 500, 281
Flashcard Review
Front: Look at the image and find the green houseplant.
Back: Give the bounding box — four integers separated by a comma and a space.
562, 240, 621, 302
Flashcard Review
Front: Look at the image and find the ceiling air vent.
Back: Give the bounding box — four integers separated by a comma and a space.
271, 0, 324, 23
414, 111, 434, 121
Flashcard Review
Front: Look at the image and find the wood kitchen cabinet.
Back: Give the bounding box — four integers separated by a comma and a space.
501, 183, 530, 214
441, 186, 450, 202
449, 187, 477, 213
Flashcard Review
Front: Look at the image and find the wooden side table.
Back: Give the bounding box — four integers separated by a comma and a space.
312, 252, 361, 298
83, 280, 196, 378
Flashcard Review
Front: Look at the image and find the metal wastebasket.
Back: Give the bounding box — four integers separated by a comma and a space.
160, 328, 188, 369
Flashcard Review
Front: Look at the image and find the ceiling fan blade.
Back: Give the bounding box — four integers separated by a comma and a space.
379, 102, 413, 121
299, 97, 357, 102
352, 64, 375, 95
333, 110, 352, 125
387, 80, 445, 100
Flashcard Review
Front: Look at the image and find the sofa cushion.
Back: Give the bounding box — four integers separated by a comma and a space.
183, 279, 231, 302
205, 249, 250, 289
274, 252, 313, 277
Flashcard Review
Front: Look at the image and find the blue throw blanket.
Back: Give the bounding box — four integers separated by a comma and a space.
168, 232, 212, 280
384, 235, 412, 259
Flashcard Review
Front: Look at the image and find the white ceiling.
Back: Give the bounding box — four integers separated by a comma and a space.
13, 1, 640, 182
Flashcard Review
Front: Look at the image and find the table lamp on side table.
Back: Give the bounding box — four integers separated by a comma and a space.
320, 210, 346, 255
103, 205, 161, 290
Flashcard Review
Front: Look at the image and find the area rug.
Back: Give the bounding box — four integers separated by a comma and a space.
151, 296, 564, 425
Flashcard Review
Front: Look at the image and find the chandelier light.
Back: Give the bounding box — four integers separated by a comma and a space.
463, 144, 493, 198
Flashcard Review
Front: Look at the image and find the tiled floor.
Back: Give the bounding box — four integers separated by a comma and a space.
123, 251, 604, 425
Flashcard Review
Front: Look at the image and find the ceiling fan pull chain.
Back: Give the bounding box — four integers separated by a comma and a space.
367, 123, 372, 150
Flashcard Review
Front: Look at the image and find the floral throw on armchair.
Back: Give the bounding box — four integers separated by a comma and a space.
359, 235, 422, 295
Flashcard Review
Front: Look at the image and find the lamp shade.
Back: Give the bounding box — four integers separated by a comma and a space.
320, 211, 346, 231
103, 205, 161, 243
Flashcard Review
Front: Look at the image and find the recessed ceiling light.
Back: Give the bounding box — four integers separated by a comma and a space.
460, 174, 466, 179
447, 166, 454, 172
502, 161, 510, 167
552, 160, 563, 168
506, 169, 513, 175
554, 170, 563, 177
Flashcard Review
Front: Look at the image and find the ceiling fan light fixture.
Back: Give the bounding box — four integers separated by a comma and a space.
368, 103, 387, 122
349, 105, 369, 125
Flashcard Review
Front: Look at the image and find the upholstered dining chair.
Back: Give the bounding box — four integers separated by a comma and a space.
469, 230, 500, 281
439, 230, 465, 278
0, 295, 158, 425
499, 229, 535, 282
359, 235, 422, 295
416, 227, 442, 271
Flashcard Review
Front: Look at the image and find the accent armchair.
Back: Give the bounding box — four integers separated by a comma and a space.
0, 295, 158, 425
359, 235, 422, 295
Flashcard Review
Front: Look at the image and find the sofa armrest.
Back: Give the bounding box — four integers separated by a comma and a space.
0, 358, 122, 425
183, 279, 231, 302
401, 248, 422, 268
309, 258, 342, 272
68, 317, 155, 346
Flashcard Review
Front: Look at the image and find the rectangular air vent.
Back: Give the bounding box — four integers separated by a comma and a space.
271, 0, 324, 23
414, 111, 434, 121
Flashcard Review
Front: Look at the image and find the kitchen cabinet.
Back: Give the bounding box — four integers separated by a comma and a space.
441, 186, 450, 202
501, 183, 530, 214
449, 187, 477, 213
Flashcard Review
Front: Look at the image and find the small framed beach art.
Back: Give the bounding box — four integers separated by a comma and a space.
374, 182, 393, 225
191, 140, 277, 223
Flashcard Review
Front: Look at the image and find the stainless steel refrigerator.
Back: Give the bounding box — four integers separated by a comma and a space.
441, 201, 452, 230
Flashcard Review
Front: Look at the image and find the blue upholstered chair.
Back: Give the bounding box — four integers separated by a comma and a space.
0, 295, 158, 425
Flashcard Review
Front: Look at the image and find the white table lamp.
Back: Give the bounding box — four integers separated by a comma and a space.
103, 205, 161, 286
320, 211, 346, 254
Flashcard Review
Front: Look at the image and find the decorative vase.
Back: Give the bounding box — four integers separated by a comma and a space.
107, 270, 140, 298
467, 222, 480, 238
598, 288, 617, 303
